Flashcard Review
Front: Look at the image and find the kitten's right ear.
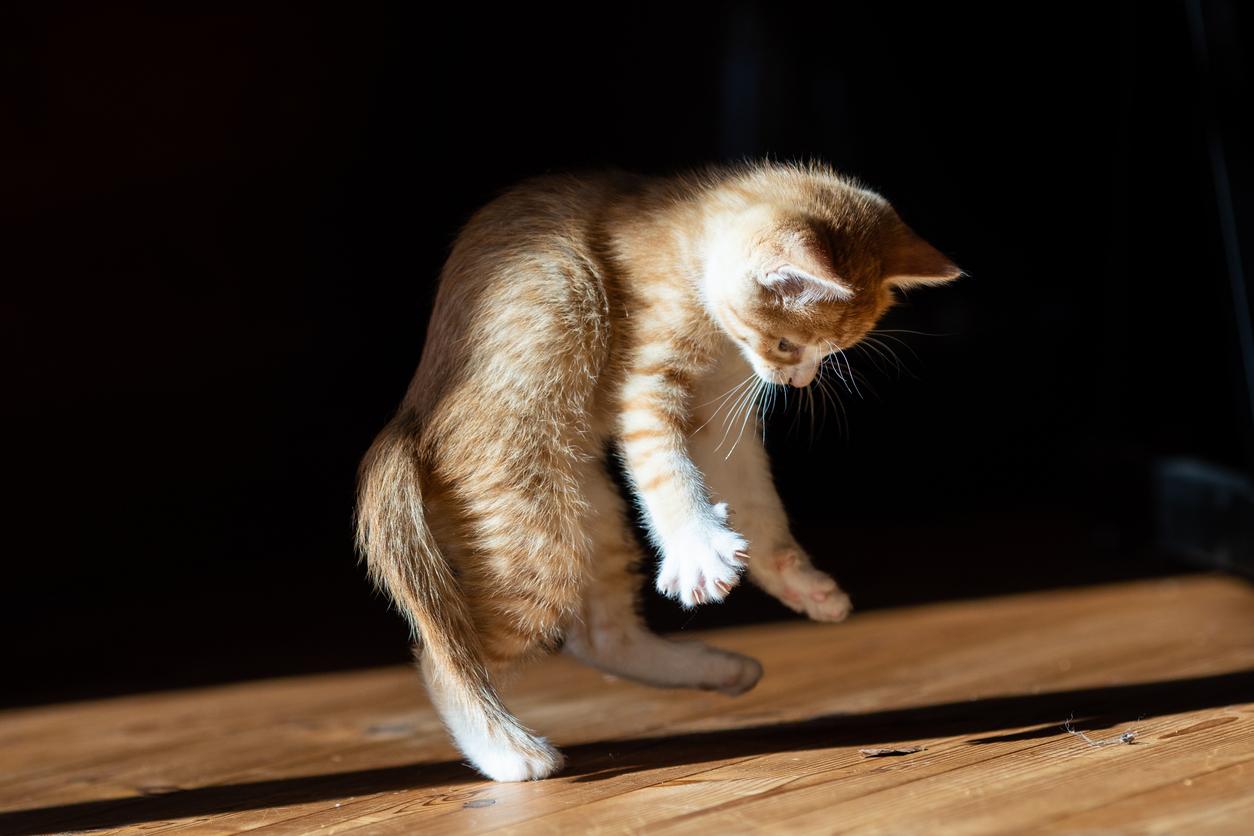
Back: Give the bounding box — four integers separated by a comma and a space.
882, 226, 962, 289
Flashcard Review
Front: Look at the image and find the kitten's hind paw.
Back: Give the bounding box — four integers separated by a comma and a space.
704, 650, 763, 696
464, 729, 564, 782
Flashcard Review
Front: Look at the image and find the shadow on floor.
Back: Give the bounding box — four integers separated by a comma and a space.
4, 669, 1251, 834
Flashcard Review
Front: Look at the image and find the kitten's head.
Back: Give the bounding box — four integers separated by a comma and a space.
702, 165, 960, 387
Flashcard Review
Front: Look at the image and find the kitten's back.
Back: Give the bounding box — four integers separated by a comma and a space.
404, 173, 643, 460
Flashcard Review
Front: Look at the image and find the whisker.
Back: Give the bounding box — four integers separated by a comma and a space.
875, 328, 950, 338
812, 374, 827, 436
823, 353, 846, 384
764, 382, 778, 439
870, 331, 921, 361
806, 383, 817, 443
695, 373, 755, 409
719, 378, 758, 455
725, 380, 764, 460
788, 384, 801, 439
761, 382, 772, 442
814, 362, 832, 424
864, 333, 922, 381
721, 374, 761, 435
715, 378, 760, 450
863, 334, 905, 365
854, 337, 901, 376
823, 348, 856, 395
815, 369, 848, 439
691, 375, 754, 436
849, 366, 880, 401
704, 382, 754, 433
839, 350, 862, 399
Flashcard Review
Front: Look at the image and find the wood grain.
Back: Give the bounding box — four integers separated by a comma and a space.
2, 574, 1252, 834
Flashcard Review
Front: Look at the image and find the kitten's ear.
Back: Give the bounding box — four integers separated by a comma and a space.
757, 232, 853, 304
882, 227, 962, 289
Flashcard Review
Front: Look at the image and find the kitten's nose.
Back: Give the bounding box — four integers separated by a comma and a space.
788, 364, 818, 388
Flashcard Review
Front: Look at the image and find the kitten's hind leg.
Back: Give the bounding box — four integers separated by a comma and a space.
563, 462, 763, 695
413, 470, 583, 782
566, 617, 763, 696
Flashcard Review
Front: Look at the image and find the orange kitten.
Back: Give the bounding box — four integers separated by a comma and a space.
357, 161, 960, 781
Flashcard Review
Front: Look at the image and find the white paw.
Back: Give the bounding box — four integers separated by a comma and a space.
465, 732, 564, 782
770, 549, 852, 622
655, 504, 749, 608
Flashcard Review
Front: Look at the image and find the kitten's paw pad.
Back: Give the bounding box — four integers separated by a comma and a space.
771, 549, 852, 623
655, 516, 748, 608
468, 733, 564, 782
808, 589, 853, 622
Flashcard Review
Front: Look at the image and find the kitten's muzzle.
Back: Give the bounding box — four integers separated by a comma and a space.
787, 362, 818, 388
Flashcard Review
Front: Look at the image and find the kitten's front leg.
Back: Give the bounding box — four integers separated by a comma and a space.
689, 394, 852, 623
617, 364, 748, 608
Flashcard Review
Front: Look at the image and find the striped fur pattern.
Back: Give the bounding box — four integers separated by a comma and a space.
356, 161, 960, 781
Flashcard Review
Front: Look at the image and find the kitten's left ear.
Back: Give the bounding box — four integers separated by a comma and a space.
757, 230, 853, 304
882, 226, 962, 288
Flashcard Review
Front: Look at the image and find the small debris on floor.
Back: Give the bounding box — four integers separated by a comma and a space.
464, 799, 497, 809
1063, 718, 1137, 748
859, 746, 926, 757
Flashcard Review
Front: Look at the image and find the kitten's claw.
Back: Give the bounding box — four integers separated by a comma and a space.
655, 509, 748, 608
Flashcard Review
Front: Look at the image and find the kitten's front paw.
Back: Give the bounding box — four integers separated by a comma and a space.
656, 505, 749, 608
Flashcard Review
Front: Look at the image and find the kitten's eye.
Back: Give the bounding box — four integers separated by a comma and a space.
777, 338, 797, 353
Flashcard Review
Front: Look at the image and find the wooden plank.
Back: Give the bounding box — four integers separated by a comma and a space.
0, 575, 1250, 835
629, 711, 1254, 836
1041, 757, 1254, 833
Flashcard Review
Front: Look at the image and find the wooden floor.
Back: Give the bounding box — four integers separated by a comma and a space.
3, 575, 1253, 835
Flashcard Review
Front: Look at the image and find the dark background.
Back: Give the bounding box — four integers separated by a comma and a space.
3, 2, 1251, 707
